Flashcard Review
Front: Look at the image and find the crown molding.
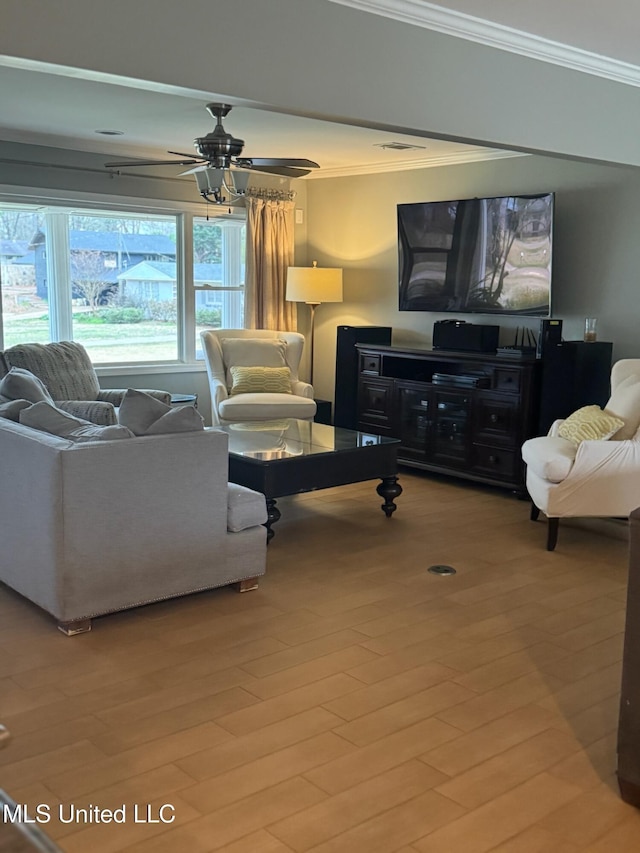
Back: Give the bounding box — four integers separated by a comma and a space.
327, 0, 640, 88
306, 147, 525, 179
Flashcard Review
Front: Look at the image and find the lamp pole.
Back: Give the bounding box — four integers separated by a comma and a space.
308, 302, 320, 388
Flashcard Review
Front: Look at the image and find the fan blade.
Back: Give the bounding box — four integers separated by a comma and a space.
245, 158, 320, 169
244, 164, 313, 178
168, 150, 204, 159
105, 158, 202, 168
179, 164, 211, 176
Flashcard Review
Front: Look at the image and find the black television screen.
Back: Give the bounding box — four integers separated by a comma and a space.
398, 192, 554, 316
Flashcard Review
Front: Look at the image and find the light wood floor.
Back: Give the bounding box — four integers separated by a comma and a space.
1, 471, 639, 852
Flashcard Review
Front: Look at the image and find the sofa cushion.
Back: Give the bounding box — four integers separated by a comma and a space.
229, 365, 292, 396
19, 401, 134, 442
606, 375, 640, 440
221, 338, 287, 387
219, 393, 316, 422
144, 407, 205, 435
0, 399, 32, 422
227, 483, 268, 532
557, 405, 624, 445
0, 367, 54, 404
118, 388, 204, 435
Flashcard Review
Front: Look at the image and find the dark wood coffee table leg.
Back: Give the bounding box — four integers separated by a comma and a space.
265, 497, 281, 543
377, 476, 402, 517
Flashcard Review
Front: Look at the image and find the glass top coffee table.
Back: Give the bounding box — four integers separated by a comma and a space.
219, 419, 402, 541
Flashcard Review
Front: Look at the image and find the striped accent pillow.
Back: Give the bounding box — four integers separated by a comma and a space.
229, 366, 292, 396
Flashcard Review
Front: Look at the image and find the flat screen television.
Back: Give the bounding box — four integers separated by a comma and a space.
398, 192, 554, 316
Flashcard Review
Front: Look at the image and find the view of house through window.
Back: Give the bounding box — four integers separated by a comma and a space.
0, 204, 246, 364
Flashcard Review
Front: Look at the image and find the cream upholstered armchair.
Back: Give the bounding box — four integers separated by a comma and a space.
201, 329, 317, 426
1, 341, 171, 425
522, 359, 640, 550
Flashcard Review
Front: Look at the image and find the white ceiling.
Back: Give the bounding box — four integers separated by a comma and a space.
0, 1, 637, 179
0, 66, 511, 180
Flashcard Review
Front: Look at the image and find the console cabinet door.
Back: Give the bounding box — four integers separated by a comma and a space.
430, 390, 472, 468
358, 376, 394, 434
396, 381, 431, 460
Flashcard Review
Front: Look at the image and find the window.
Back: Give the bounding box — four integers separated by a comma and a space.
0, 209, 51, 348
69, 212, 177, 363
0, 202, 246, 365
193, 217, 246, 359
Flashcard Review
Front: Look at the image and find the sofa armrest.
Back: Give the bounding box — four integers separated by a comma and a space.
97, 389, 171, 406
208, 378, 229, 426
56, 400, 117, 425
292, 380, 314, 399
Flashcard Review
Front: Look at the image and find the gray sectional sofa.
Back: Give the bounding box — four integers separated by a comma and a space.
0, 419, 267, 634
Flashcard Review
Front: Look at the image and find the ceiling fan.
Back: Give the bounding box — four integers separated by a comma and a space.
104, 103, 320, 180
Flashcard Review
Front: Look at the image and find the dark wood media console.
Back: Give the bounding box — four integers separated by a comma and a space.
356, 344, 541, 492
355, 341, 614, 493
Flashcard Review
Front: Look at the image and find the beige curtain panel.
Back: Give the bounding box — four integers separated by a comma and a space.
244, 194, 296, 331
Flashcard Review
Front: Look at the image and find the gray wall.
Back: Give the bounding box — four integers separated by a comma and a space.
305, 153, 640, 403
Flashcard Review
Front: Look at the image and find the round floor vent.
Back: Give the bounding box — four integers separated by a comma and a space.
428, 564, 457, 576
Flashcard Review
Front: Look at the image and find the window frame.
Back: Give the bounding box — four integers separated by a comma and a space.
0, 189, 246, 370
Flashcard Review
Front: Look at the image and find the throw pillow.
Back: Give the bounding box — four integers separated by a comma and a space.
221, 338, 287, 387
0, 399, 32, 422
606, 374, 640, 440
118, 388, 204, 435
229, 366, 292, 396
0, 367, 54, 404
557, 404, 624, 445
19, 402, 134, 442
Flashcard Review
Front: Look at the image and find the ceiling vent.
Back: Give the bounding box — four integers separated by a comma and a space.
374, 141, 427, 151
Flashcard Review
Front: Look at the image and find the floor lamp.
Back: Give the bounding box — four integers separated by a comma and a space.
286, 261, 343, 387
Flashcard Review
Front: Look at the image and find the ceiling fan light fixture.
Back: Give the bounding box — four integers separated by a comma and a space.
230, 170, 251, 195
194, 167, 250, 205
194, 167, 224, 202
103, 103, 320, 200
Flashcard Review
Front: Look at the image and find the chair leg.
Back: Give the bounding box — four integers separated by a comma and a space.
530, 503, 540, 522
547, 517, 559, 551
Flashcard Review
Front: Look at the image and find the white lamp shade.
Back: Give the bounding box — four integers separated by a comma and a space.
194, 167, 225, 194
286, 264, 343, 304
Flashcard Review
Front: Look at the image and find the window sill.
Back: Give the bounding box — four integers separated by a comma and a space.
95, 362, 207, 377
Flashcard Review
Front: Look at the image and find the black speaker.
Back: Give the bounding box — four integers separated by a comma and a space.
536, 318, 563, 359
432, 320, 499, 353
334, 325, 392, 429
538, 340, 613, 434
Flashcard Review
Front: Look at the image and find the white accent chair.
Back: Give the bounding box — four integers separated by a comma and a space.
201, 329, 317, 426
522, 359, 640, 550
